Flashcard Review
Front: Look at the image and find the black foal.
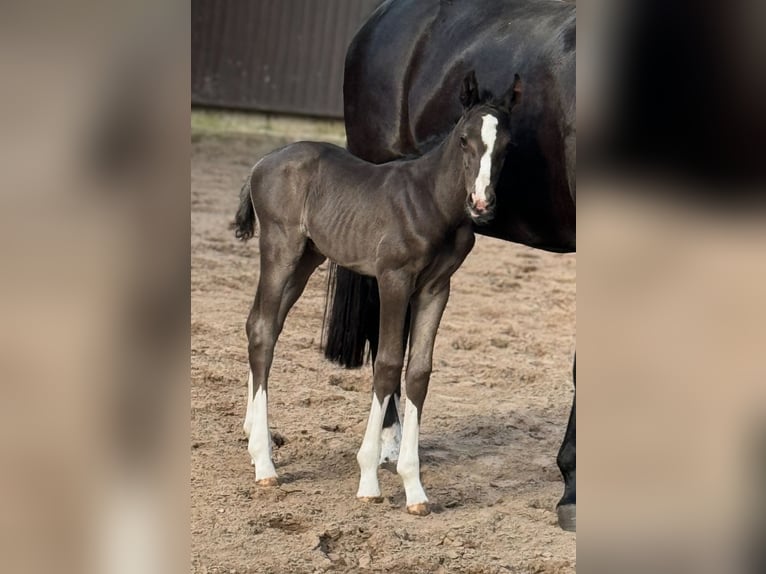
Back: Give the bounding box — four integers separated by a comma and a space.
234, 71, 521, 515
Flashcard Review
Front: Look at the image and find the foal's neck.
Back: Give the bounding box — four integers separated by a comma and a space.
411, 130, 468, 228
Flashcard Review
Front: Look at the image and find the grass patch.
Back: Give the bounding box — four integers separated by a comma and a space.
191, 109, 346, 144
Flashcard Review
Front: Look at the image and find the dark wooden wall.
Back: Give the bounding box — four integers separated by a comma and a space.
192, 0, 382, 118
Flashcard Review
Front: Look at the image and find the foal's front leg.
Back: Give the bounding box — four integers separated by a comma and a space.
398, 283, 450, 515
356, 274, 410, 502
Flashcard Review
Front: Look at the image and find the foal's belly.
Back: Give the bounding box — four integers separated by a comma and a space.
324, 251, 377, 278
305, 225, 379, 277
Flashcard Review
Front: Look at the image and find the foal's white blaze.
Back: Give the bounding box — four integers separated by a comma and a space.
357, 393, 391, 498
473, 114, 499, 208
248, 385, 277, 481
397, 399, 428, 507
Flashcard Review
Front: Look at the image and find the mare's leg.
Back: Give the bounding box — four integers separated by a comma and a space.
245, 233, 315, 485
556, 354, 576, 531
357, 273, 410, 501
398, 283, 450, 516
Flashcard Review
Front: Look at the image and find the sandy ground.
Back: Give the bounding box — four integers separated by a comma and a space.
191, 133, 576, 573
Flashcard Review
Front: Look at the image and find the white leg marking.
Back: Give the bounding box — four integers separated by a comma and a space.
472, 114, 499, 207
379, 394, 401, 464
248, 385, 277, 482
356, 393, 391, 499
243, 370, 254, 438
397, 399, 428, 507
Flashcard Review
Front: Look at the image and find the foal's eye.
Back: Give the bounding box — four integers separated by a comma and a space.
459, 135, 467, 148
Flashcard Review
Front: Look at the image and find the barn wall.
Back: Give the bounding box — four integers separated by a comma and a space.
192, 0, 382, 118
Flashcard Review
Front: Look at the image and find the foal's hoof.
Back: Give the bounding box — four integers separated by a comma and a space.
256, 477, 279, 487
406, 502, 431, 516
556, 504, 576, 532
357, 495, 384, 504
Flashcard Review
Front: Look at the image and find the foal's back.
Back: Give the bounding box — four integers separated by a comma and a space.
252, 141, 421, 275
253, 141, 392, 216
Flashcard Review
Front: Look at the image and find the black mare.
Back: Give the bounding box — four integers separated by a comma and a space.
323, 0, 577, 530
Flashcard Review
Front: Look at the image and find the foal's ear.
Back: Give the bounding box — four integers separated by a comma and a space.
460, 70, 480, 109
503, 74, 523, 111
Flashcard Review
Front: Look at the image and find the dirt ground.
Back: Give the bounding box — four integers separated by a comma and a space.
191, 133, 576, 573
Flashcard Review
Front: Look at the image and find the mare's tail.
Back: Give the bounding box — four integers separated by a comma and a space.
322, 266, 380, 367
233, 175, 257, 241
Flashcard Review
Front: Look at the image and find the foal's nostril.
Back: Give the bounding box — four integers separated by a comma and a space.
471, 195, 488, 212
470, 192, 494, 214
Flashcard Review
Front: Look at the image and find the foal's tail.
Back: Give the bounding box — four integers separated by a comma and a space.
233, 175, 257, 241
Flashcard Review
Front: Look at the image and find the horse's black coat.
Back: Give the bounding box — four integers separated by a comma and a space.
324, 0, 576, 530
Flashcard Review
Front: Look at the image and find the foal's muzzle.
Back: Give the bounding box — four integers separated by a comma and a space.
467, 192, 495, 224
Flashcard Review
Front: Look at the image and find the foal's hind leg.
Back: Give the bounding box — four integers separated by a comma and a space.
245, 235, 321, 485
398, 283, 450, 515
243, 248, 325, 439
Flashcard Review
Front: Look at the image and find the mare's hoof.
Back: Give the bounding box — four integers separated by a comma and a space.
557, 504, 576, 532
256, 477, 279, 487
406, 502, 431, 516
357, 495, 384, 504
